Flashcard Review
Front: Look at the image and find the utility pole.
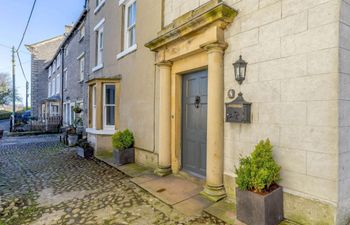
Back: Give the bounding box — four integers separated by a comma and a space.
11, 46, 16, 131
26, 81, 29, 110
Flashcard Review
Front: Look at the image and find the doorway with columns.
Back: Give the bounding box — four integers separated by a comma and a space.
145, 1, 237, 201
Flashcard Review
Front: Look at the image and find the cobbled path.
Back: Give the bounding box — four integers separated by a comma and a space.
0, 135, 225, 225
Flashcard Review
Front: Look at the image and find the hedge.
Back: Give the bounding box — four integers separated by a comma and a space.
0, 111, 12, 120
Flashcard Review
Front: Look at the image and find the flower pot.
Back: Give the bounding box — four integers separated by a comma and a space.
76, 146, 94, 159
68, 134, 79, 147
113, 148, 135, 166
0, 129, 3, 139
236, 186, 284, 225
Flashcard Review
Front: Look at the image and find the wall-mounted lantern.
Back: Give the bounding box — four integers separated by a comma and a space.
233, 55, 248, 85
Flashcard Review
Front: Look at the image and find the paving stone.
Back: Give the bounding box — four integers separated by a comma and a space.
0, 134, 226, 225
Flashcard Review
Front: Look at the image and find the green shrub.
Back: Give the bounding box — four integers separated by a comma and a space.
235, 139, 281, 193
112, 129, 134, 150
0, 111, 11, 120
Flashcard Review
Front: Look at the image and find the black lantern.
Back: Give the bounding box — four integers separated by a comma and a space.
233, 55, 248, 85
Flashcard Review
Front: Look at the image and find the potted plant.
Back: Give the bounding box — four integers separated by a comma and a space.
235, 139, 283, 225
67, 126, 78, 147
76, 139, 94, 158
72, 105, 83, 114
112, 129, 134, 166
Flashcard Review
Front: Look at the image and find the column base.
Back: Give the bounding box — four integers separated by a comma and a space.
200, 184, 226, 202
154, 166, 172, 177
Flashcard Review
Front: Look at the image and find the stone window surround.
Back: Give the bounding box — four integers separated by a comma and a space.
87, 77, 121, 133
145, 0, 237, 202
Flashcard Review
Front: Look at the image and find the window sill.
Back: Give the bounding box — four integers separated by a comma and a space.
116, 44, 137, 60
94, 0, 106, 14
86, 128, 116, 135
92, 64, 103, 72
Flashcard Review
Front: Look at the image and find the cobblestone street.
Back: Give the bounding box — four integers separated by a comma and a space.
0, 135, 225, 225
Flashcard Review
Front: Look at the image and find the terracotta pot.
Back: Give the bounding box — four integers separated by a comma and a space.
113, 148, 135, 166
236, 186, 284, 225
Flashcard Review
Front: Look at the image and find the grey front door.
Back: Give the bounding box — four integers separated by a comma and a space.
182, 70, 208, 177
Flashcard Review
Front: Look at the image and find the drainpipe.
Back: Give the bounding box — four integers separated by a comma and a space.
60, 47, 65, 127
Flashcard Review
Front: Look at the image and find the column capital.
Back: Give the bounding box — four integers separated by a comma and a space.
156, 60, 173, 67
200, 42, 228, 53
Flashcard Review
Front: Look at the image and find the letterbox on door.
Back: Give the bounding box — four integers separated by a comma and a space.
225, 92, 251, 123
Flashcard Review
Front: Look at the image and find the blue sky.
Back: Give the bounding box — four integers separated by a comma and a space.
0, 0, 85, 106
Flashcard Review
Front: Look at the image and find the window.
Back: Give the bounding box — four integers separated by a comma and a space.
92, 86, 96, 128
56, 74, 61, 94
48, 81, 51, 97
64, 69, 68, 89
125, 0, 136, 49
94, 0, 106, 14
80, 25, 85, 40
52, 77, 56, 95
64, 45, 68, 57
79, 57, 85, 81
92, 18, 105, 71
53, 60, 56, 72
49, 66, 52, 77
103, 84, 115, 129
57, 54, 61, 69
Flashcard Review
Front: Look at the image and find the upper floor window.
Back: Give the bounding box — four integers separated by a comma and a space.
56, 74, 61, 94
79, 57, 85, 81
64, 46, 68, 57
64, 69, 68, 90
80, 25, 85, 40
48, 66, 52, 77
94, 0, 106, 14
92, 18, 105, 72
48, 81, 51, 97
52, 77, 56, 95
125, 0, 136, 49
53, 60, 56, 72
57, 54, 61, 69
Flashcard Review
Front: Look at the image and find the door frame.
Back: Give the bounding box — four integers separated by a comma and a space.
170, 51, 209, 174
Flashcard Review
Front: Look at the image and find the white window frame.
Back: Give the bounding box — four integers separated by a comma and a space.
94, 0, 106, 14
92, 85, 96, 129
56, 74, 61, 95
79, 57, 85, 81
52, 77, 56, 95
48, 66, 52, 77
53, 60, 56, 72
117, 0, 137, 59
57, 53, 61, 68
48, 81, 51, 97
92, 18, 105, 72
64, 45, 68, 57
103, 83, 116, 130
80, 24, 85, 41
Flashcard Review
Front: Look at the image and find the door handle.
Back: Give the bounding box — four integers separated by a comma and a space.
195, 96, 201, 108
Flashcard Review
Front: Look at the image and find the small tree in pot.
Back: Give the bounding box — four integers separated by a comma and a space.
112, 129, 134, 166
235, 139, 283, 225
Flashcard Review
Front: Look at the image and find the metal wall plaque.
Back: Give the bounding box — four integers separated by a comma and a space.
225, 93, 251, 123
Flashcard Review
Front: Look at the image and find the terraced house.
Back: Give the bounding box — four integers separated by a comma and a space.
45, 10, 89, 126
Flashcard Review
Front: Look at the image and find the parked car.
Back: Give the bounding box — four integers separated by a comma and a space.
22, 110, 32, 123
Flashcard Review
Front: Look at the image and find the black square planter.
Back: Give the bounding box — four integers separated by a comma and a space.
113, 148, 135, 166
236, 186, 284, 225
76, 146, 94, 159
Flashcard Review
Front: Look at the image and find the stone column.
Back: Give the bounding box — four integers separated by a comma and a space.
201, 42, 227, 201
155, 61, 172, 176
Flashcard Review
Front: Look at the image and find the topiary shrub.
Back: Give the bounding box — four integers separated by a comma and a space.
112, 129, 134, 151
235, 139, 281, 193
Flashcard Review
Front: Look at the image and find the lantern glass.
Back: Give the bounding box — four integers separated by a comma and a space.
233, 55, 247, 85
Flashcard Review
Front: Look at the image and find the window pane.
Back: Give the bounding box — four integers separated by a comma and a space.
128, 3, 136, 27
106, 106, 115, 126
105, 85, 115, 104
129, 27, 136, 46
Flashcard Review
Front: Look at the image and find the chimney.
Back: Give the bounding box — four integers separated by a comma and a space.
64, 24, 74, 35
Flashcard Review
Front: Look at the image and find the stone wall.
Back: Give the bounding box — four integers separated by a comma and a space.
27, 36, 65, 117
164, 0, 342, 223
338, 0, 350, 224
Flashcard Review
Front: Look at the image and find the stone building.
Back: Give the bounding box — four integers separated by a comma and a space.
25, 35, 65, 117
45, 11, 89, 126
142, 0, 350, 224
85, 0, 162, 165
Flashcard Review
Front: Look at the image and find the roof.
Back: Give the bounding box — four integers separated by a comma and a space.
25, 35, 65, 53
45, 9, 88, 69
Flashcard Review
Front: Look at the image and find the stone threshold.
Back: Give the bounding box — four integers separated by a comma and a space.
95, 155, 299, 225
